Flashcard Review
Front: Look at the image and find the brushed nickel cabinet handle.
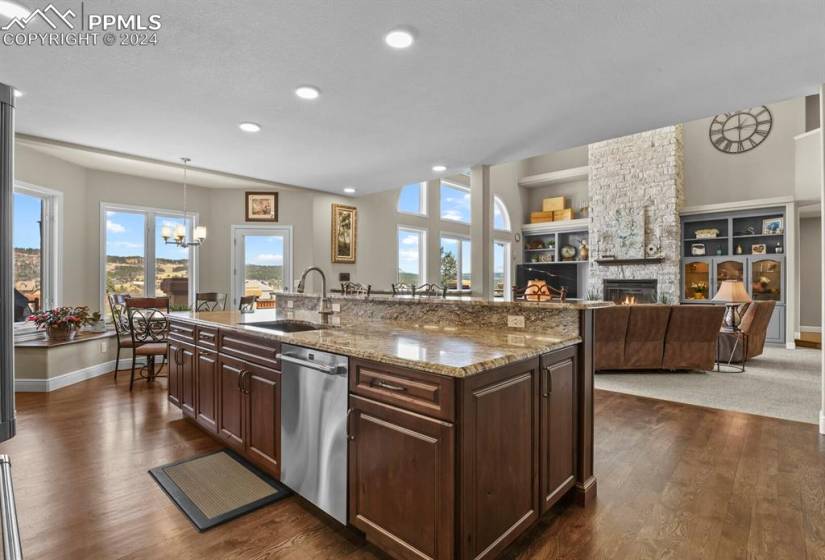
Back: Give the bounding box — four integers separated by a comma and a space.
372, 379, 406, 392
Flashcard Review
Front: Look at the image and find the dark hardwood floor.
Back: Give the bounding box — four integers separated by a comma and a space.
2, 370, 824, 559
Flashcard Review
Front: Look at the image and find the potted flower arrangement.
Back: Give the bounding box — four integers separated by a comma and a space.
690, 281, 709, 299
27, 306, 95, 341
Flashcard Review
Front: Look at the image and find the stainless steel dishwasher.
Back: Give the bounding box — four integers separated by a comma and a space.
277, 344, 349, 524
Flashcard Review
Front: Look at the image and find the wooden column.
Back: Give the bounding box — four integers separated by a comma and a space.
575, 308, 597, 504
470, 165, 492, 299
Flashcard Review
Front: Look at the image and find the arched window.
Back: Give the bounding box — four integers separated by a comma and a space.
397, 182, 426, 216
440, 181, 470, 224
493, 196, 511, 231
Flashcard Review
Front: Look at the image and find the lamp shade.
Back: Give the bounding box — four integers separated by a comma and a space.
712, 280, 751, 304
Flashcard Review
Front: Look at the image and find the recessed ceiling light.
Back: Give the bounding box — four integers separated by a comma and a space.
239, 122, 261, 133
0, 1, 30, 19
343, 187, 356, 194
385, 28, 415, 49
432, 164, 447, 172
295, 86, 320, 100
12, 89, 23, 98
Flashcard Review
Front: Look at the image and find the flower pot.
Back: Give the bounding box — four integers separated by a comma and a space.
87, 320, 107, 333
46, 325, 77, 341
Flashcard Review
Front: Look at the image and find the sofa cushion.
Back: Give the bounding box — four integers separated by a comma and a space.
594, 306, 630, 370
623, 305, 671, 369
662, 305, 725, 370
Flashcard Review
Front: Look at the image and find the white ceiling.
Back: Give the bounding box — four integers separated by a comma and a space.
2, 1, 823, 195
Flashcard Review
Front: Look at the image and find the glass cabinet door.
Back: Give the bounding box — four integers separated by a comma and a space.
750, 258, 783, 302
684, 259, 711, 301
714, 259, 745, 292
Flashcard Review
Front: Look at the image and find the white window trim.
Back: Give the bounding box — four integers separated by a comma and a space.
493, 195, 511, 232
397, 226, 427, 285
439, 180, 471, 225
13, 181, 62, 333
440, 233, 471, 292
100, 202, 199, 312
229, 224, 294, 308
493, 240, 512, 301
397, 181, 428, 217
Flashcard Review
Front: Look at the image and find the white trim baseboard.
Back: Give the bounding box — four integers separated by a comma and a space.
15, 357, 149, 393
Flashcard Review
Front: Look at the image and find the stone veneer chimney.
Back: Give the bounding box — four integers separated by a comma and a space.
587, 125, 685, 303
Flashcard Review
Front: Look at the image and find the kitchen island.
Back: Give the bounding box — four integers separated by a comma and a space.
167, 298, 598, 560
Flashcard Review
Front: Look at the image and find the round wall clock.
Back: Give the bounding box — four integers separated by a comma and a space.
708, 106, 772, 154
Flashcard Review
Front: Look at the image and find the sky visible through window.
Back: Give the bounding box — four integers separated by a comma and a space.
440, 182, 470, 223
494, 197, 510, 231
244, 234, 285, 297
13, 192, 41, 249
398, 229, 422, 283
398, 182, 424, 214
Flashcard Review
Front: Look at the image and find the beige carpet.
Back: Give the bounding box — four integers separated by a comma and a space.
595, 346, 822, 424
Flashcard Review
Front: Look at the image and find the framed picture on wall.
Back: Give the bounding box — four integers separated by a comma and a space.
331, 204, 357, 263
751, 243, 767, 255
245, 192, 278, 222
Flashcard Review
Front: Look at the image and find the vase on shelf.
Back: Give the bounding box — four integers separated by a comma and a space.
46, 325, 78, 341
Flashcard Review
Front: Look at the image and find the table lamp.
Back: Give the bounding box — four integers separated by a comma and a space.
712, 280, 751, 331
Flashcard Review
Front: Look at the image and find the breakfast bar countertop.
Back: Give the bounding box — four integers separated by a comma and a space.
170, 310, 581, 378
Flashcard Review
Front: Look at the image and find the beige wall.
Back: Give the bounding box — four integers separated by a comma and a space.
15, 337, 118, 381
799, 216, 822, 328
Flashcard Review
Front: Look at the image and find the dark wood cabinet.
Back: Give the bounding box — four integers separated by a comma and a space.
349, 395, 454, 560
179, 341, 196, 418
217, 353, 245, 452
195, 348, 219, 433
458, 360, 540, 560
244, 362, 281, 477
539, 347, 577, 512
167, 339, 182, 409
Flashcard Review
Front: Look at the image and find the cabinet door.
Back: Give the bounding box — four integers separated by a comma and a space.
244, 362, 281, 478
750, 257, 784, 303
540, 349, 577, 513
349, 395, 454, 560
765, 305, 785, 344
180, 341, 196, 418
713, 257, 747, 296
167, 340, 182, 408
683, 258, 711, 301
217, 354, 245, 452
195, 348, 219, 433
459, 360, 539, 560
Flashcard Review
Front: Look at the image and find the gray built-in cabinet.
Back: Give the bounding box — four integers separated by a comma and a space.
681, 207, 786, 344
681, 207, 787, 344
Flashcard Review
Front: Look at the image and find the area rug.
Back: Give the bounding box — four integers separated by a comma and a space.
149, 449, 291, 531
594, 346, 821, 424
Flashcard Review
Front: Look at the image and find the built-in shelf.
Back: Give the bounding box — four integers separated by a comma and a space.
518, 166, 589, 188
521, 218, 590, 235
595, 257, 665, 265
524, 248, 555, 252
731, 233, 784, 239
684, 237, 728, 242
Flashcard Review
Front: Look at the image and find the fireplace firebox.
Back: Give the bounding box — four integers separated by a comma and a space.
603, 279, 658, 305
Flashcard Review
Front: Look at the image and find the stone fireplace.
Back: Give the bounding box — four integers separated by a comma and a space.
587, 125, 685, 303
603, 279, 658, 305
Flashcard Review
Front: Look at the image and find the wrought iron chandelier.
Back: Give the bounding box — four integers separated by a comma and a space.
161, 157, 207, 247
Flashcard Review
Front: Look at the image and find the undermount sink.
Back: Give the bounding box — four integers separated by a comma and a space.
242, 320, 329, 333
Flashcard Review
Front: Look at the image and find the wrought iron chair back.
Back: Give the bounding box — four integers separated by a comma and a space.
108, 294, 132, 337
126, 298, 171, 345
195, 292, 227, 312
239, 295, 258, 313
415, 283, 448, 298
340, 281, 371, 297
512, 282, 568, 303
391, 283, 414, 296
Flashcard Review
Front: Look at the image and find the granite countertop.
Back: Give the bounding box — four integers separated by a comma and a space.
170, 310, 581, 378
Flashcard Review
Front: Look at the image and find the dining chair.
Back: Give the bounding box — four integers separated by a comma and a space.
126, 297, 170, 391
415, 283, 448, 298
341, 281, 371, 297
195, 292, 227, 312
391, 283, 414, 296
108, 293, 134, 381
239, 295, 258, 313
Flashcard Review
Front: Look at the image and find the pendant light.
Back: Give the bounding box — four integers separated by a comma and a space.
161, 157, 207, 247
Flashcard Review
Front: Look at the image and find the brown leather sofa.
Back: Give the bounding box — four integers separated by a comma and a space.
717, 300, 776, 363
594, 304, 725, 371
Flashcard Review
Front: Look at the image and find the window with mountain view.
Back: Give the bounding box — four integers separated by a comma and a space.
398, 227, 425, 285
13, 191, 43, 320
440, 236, 471, 291
154, 215, 192, 308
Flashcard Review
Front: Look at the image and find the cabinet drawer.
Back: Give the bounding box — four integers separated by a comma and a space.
169, 320, 196, 343
350, 359, 454, 422
218, 329, 280, 371
197, 325, 218, 350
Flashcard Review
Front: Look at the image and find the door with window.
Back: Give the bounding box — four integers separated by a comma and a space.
232, 227, 292, 309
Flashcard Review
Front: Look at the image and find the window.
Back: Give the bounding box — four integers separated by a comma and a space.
493, 196, 511, 232
102, 204, 196, 313
397, 182, 426, 215
397, 227, 426, 285
232, 226, 293, 306
493, 241, 511, 300
440, 181, 470, 224
440, 236, 471, 291
13, 184, 59, 323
